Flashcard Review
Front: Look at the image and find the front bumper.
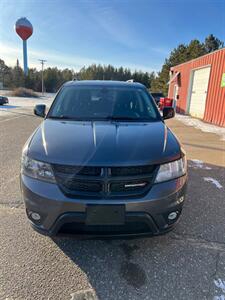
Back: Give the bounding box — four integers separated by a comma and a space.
21, 174, 187, 237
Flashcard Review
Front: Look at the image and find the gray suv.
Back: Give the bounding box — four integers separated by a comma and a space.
20, 80, 187, 237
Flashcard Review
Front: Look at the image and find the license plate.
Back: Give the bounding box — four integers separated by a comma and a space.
86, 205, 125, 225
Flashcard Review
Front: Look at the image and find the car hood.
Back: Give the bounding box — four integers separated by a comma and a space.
27, 119, 181, 166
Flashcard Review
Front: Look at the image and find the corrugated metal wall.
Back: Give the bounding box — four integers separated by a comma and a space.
168, 48, 225, 127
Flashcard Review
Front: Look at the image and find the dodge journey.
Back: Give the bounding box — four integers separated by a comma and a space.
20, 80, 187, 237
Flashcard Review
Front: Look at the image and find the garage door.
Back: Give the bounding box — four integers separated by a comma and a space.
189, 67, 211, 119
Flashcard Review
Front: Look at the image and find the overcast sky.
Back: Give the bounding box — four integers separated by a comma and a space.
0, 0, 224, 72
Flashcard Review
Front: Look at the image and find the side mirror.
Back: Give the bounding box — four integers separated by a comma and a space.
163, 107, 175, 120
34, 104, 46, 118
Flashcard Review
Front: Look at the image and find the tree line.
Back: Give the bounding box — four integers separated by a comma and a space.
0, 34, 223, 94
0, 59, 154, 92
0, 59, 75, 93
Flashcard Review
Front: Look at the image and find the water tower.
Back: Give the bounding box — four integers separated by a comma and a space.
15, 18, 33, 75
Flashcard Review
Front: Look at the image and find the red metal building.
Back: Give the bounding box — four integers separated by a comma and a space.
168, 48, 225, 127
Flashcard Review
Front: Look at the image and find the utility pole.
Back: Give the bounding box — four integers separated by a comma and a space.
38, 59, 47, 95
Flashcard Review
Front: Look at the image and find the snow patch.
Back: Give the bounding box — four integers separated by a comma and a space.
204, 177, 223, 189
175, 114, 225, 141
189, 159, 212, 170
214, 279, 225, 299
0, 95, 54, 117
214, 296, 225, 300
215, 279, 225, 292
4, 95, 54, 107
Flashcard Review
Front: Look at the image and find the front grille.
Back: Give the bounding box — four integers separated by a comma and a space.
58, 221, 151, 235
52, 164, 157, 199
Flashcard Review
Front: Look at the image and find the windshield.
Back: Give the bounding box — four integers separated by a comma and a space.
48, 85, 161, 122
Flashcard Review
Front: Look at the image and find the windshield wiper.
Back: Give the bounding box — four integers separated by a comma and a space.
48, 115, 153, 122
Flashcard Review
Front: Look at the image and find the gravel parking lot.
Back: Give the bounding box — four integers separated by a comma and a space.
0, 99, 225, 300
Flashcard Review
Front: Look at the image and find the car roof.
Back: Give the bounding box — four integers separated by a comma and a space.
63, 80, 146, 89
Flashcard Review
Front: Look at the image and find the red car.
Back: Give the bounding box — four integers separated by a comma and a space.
159, 97, 174, 110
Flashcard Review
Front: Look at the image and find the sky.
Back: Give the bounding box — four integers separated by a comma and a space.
0, 0, 224, 73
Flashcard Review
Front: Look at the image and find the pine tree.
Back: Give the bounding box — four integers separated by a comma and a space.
204, 34, 224, 53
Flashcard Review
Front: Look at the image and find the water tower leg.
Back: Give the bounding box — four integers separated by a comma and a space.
23, 40, 28, 76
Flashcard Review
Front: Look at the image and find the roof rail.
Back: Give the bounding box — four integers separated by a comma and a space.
126, 79, 134, 83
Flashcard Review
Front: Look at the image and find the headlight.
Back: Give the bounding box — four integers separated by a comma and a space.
154, 157, 186, 183
21, 154, 56, 183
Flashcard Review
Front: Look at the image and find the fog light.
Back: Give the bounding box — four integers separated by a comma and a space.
30, 212, 41, 221
168, 211, 178, 220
